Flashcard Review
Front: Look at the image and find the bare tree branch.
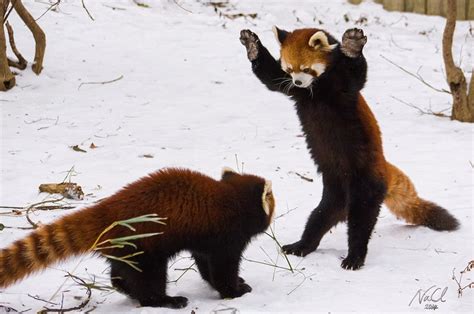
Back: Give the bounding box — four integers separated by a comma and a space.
0, 1, 16, 91
10, 0, 46, 74
6, 21, 26, 69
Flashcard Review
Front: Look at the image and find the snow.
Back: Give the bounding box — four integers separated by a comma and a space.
0, 0, 473, 312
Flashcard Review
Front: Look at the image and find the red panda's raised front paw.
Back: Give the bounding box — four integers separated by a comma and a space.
240, 29, 260, 61
341, 28, 367, 58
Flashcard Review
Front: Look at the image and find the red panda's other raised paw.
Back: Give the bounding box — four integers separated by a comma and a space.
341, 28, 367, 58
240, 29, 260, 61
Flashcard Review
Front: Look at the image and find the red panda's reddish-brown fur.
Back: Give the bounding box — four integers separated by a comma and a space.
0, 168, 275, 308
280, 28, 331, 74
356, 93, 458, 231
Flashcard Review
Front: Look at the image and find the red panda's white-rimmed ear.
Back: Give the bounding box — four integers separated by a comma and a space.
272, 26, 289, 46
308, 31, 337, 51
262, 180, 273, 219
221, 167, 238, 180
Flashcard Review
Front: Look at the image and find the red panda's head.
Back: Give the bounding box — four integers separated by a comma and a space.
273, 26, 338, 88
221, 167, 275, 224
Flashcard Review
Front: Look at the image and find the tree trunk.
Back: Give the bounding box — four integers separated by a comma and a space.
443, 0, 473, 122
0, 0, 15, 91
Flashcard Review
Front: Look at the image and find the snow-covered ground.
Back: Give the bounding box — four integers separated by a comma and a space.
1, 0, 473, 312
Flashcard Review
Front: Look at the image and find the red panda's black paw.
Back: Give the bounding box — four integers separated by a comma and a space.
281, 240, 316, 257
140, 295, 188, 308
341, 28, 367, 58
235, 282, 252, 297
220, 283, 252, 299
240, 29, 260, 61
341, 255, 365, 270
238, 276, 246, 284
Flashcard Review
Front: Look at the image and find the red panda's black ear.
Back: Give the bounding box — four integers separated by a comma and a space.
221, 167, 239, 180
272, 26, 289, 46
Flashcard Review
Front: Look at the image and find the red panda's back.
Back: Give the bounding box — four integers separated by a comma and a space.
95, 168, 230, 250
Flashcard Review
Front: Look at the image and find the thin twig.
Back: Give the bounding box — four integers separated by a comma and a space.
2, 225, 35, 230
78, 75, 123, 90
81, 0, 94, 21
172, 0, 193, 13
266, 226, 294, 273
3, 0, 18, 24
287, 270, 316, 296
0, 204, 74, 215
168, 262, 196, 283
381, 54, 451, 94
243, 257, 294, 271
28, 294, 59, 306
390, 96, 450, 118
452, 261, 474, 298
40, 273, 92, 313
102, 4, 126, 11
290, 171, 313, 182
35, 0, 61, 21
25, 197, 66, 229
275, 205, 298, 220
390, 34, 412, 51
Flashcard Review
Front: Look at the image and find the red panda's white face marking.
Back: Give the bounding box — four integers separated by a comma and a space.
274, 27, 337, 89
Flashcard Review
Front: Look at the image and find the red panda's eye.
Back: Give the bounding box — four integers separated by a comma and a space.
303, 68, 311, 74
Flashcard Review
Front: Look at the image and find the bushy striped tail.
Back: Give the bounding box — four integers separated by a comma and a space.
384, 162, 459, 231
0, 208, 100, 288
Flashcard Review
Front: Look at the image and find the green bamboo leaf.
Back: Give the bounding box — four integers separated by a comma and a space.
93, 244, 126, 251
102, 252, 144, 272
119, 214, 165, 225
116, 222, 137, 232
108, 232, 162, 244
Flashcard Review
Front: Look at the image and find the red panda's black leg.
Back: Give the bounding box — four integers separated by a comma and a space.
208, 250, 251, 299
334, 28, 368, 93
192, 252, 211, 282
282, 182, 346, 257
341, 177, 386, 270
109, 255, 188, 308
194, 252, 246, 287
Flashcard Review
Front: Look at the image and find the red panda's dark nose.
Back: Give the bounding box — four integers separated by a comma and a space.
294, 80, 302, 86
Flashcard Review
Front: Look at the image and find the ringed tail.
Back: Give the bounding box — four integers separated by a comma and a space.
0, 208, 103, 288
383, 162, 459, 231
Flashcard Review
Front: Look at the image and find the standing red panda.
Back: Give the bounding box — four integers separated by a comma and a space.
240, 27, 459, 270
0, 167, 275, 308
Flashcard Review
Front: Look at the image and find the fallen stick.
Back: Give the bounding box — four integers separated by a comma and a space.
78, 75, 124, 90
39, 183, 84, 200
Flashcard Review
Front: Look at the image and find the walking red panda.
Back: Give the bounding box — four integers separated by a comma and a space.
240, 27, 458, 270
0, 167, 275, 308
